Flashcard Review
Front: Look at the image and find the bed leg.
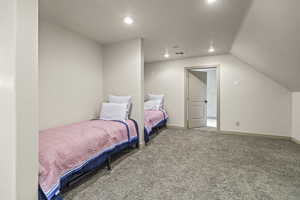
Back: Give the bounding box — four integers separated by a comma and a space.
156, 127, 160, 133
106, 156, 112, 171
130, 143, 137, 149
55, 195, 63, 200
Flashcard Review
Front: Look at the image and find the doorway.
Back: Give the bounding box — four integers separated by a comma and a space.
185, 66, 220, 130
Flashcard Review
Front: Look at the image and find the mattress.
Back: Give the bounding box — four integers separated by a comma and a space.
144, 109, 168, 142
39, 119, 138, 200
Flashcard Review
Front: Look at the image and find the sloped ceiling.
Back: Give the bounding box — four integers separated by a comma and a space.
231, 0, 300, 91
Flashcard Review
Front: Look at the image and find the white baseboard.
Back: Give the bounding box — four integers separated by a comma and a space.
164, 126, 300, 146
167, 124, 185, 129
220, 130, 291, 140
291, 137, 300, 145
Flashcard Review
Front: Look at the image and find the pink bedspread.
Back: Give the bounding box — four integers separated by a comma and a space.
144, 109, 168, 133
39, 120, 137, 198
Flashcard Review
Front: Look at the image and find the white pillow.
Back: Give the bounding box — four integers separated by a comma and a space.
147, 94, 164, 108
100, 103, 128, 121
144, 100, 162, 110
108, 95, 132, 113
108, 95, 132, 104
148, 94, 164, 101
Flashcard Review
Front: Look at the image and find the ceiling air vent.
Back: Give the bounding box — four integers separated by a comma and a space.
175, 51, 184, 55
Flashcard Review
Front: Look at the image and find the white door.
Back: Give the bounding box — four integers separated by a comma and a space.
188, 71, 207, 128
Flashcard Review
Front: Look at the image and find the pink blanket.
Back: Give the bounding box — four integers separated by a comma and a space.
144, 109, 168, 134
39, 120, 137, 199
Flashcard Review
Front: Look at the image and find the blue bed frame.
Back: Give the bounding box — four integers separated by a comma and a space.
144, 118, 168, 143
39, 119, 139, 200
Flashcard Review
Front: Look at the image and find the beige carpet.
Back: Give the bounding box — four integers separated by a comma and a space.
63, 128, 300, 200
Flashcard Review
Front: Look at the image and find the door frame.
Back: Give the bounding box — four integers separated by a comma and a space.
184, 65, 221, 130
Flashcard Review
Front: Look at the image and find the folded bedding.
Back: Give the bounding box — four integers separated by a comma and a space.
144, 109, 168, 135
39, 119, 138, 200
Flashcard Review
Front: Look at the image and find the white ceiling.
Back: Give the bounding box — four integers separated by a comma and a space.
231, 0, 300, 91
39, 0, 252, 63
40, 0, 300, 91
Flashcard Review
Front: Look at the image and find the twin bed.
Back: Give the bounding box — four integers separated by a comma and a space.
39, 95, 167, 200
39, 119, 139, 200
144, 109, 168, 143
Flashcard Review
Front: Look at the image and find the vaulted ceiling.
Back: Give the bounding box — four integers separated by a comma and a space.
231, 0, 300, 91
40, 0, 300, 91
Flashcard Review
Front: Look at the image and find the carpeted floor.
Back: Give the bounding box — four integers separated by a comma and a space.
63, 128, 300, 200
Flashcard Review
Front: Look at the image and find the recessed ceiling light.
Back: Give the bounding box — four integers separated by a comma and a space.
123, 16, 134, 25
207, 0, 217, 4
208, 46, 215, 53
164, 49, 170, 58
208, 41, 215, 53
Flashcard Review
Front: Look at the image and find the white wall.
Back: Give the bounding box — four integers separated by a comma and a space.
0, 0, 38, 199
39, 20, 104, 130
207, 70, 217, 118
16, 0, 38, 199
145, 54, 291, 136
103, 39, 144, 145
0, 1, 17, 199
292, 92, 300, 141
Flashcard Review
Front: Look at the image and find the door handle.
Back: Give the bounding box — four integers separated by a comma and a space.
204, 100, 208, 104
